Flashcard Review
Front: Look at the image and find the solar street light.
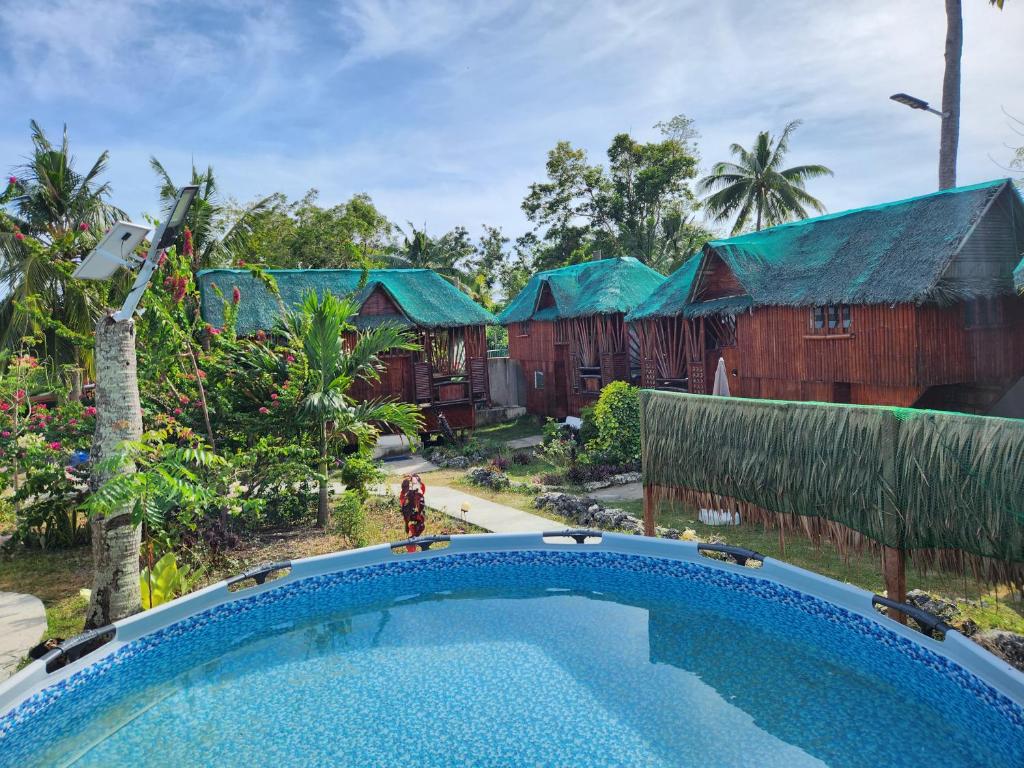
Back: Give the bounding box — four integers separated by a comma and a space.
74, 185, 199, 321
889, 93, 948, 118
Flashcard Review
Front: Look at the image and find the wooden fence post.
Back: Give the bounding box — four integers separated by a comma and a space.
880, 411, 907, 622
643, 484, 656, 537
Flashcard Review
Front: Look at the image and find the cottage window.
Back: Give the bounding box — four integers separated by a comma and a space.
811, 305, 851, 334
516, 322, 529, 337
534, 370, 544, 389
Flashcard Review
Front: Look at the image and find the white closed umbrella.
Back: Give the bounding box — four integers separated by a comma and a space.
711, 356, 730, 397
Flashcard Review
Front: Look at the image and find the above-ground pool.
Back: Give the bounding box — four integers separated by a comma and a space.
1, 532, 1022, 767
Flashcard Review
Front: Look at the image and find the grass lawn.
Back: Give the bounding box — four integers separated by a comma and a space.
472, 416, 544, 446
0, 495, 484, 647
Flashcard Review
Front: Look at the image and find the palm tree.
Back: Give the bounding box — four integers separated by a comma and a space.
150, 158, 274, 273
698, 121, 833, 235
0, 122, 126, 362
285, 291, 422, 528
939, 0, 1007, 189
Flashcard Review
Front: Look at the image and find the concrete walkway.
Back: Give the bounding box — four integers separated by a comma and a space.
0, 591, 46, 680
388, 483, 557, 533
587, 482, 643, 502
505, 435, 543, 450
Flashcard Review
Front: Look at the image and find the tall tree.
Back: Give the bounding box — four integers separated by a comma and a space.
522, 115, 701, 269
698, 120, 833, 235
284, 291, 422, 528
150, 158, 273, 273
940, 0, 1007, 189
84, 313, 145, 628
0, 122, 125, 364
387, 223, 477, 290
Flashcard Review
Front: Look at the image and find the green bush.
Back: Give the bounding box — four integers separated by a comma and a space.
578, 406, 599, 445
587, 381, 641, 464
339, 450, 385, 499
335, 490, 367, 546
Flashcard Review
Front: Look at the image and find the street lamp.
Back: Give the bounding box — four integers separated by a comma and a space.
74, 185, 199, 320
889, 93, 948, 118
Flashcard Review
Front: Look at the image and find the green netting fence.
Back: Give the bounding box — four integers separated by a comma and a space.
640, 390, 1024, 565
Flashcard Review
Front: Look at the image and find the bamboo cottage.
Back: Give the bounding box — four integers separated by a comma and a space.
197, 268, 497, 434
498, 257, 665, 418
628, 179, 1024, 414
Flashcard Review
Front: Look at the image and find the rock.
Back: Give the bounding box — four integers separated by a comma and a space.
466, 467, 510, 490
974, 630, 1024, 672
957, 618, 980, 638
609, 471, 642, 485
583, 480, 612, 492
445, 456, 470, 469
905, 589, 959, 622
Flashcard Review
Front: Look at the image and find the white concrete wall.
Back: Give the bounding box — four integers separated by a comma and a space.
488, 357, 526, 407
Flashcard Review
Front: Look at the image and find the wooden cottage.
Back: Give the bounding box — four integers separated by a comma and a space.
627, 179, 1024, 414
197, 268, 496, 433
497, 257, 666, 418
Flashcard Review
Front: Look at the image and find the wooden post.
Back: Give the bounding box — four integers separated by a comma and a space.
643, 484, 656, 537
883, 546, 907, 619
69, 367, 84, 402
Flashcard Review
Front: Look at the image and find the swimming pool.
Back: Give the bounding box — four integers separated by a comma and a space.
1, 531, 1022, 767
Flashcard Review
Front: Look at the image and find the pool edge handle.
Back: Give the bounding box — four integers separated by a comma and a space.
872, 594, 952, 640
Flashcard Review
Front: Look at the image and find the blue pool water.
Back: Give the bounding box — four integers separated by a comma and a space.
2, 550, 1022, 767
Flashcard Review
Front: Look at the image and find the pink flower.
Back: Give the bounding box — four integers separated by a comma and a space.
178, 394, 190, 405
285, 354, 295, 363
15, 389, 25, 400
238, 260, 247, 267
7, 176, 16, 185
270, 393, 279, 400
84, 406, 97, 416
271, 400, 280, 408
0, 403, 8, 412
173, 407, 183, 416
232, 286, 241, 305
183, 228, 194, 257
14, 232, 24, 241
36, 403, 46, 411
68, 418, 77, 425
157, 251, 167, 267
48, 441, 61, 451
1, 431, 9, 438
78, 222, 89, 232
258, 407, 270, 415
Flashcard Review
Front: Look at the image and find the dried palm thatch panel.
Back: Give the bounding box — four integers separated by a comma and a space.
641, 390, 1024, 583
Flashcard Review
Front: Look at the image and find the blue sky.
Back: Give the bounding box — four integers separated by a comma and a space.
1, 0, 1021, 240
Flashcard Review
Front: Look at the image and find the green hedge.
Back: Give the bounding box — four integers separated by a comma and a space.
640, 390, 1024, 563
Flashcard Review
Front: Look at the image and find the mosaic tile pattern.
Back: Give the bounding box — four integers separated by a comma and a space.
1, 550, 1022, 767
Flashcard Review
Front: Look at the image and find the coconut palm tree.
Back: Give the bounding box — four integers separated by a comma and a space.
0, 122, 126, 362
698, 121, 833, 235
285, 291, 422, 528
939, 0, 1007, 189
150, 158, 274, 274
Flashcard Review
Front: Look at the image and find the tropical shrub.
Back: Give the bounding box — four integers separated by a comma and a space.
140, 552, 204, 609
587, 381, 641, 464
334, 490, 367, 546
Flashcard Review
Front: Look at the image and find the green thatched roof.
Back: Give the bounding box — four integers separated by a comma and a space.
497, 257, 665, 324
197, 268, 496, 334
628, 179, 1024, 321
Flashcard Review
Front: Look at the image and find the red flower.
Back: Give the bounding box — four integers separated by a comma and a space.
173, 407, 183, 416
232, 286, 241, 305
7, 176, 16, 185
84, 406, 97, 416
36, 403, 46, 411
14, 232, 24, 241
48, 441, 61, 451
172, 275, 188, 303
157, 251, 167, 267
68, 418, 77, 425
183, 227, 194, 257
271, 400, 280, 408
238, 260, 247, 267
178, 394, 190, 405
285, 354, 295, 363
1, 431, 9, 438
0, 403, 8, 412
258, 407, 270, 415
78, 222, 89, 232
15, 389, 25, 400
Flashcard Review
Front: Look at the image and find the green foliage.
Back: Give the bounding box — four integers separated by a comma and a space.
521, 115, 709, 273
339, 450, 385, 499
578, 406, 598, 445
587, 381, 641, 464
334, 490, 367, 546
140, 552, 204, 609
698, 120, 833, 235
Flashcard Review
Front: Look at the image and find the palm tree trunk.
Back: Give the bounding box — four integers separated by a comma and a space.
940, 0, 962, 190
85, 313, 144, 629
317, 420, 330, 528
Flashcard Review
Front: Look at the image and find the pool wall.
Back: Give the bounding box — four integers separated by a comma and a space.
2, 530, 1023, 717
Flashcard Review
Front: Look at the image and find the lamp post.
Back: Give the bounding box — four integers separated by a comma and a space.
74, 185, 199, 628
890, 93, 956, 190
